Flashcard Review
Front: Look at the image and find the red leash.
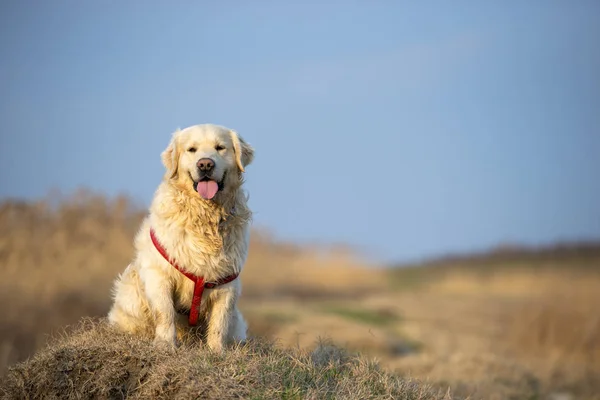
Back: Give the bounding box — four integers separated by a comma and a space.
149, 228, 238, 326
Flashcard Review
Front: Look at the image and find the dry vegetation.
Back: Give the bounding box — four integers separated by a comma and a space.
1, 192, 599, 399
1, 319, 447, 400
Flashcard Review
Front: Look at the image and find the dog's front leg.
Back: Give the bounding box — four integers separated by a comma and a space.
142, 268, 177, 349
206, 286, 236, 353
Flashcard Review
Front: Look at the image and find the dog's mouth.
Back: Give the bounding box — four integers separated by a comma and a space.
191, 173, 226, 200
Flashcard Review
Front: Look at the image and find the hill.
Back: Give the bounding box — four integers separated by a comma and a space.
0, 319, 447, 400
393, 241, 600, 270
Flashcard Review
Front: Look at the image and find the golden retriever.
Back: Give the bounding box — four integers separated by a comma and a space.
108, 123, 254, 352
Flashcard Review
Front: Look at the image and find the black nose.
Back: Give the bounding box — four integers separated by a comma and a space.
197, 158, 215, 173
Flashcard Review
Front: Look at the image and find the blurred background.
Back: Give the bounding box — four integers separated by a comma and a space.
1, 2, 599, 399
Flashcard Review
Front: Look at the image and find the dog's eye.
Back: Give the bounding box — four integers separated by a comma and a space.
215, 145, 225, 151
187, 147, 197, 153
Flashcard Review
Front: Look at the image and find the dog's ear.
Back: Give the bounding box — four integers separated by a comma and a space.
161, 129, 181, 179
230, 130, 254, 173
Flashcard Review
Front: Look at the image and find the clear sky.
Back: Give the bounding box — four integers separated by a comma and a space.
1, 2, 599, 263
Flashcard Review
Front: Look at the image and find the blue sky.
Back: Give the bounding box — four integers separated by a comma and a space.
1, 2, 599, 263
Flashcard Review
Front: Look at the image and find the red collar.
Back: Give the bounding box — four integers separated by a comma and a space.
149, 228, 239, 326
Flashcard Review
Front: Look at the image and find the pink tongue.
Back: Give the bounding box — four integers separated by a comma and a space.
197, 180, 219, 200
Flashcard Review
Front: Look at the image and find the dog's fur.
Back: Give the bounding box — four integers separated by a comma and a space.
108, 124, 254, 352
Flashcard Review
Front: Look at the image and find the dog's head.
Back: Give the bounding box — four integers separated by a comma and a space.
161, 124, 254, 200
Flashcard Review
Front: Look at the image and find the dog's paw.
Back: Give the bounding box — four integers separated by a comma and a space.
207, 340, 224, 354
153, 336, 178, 352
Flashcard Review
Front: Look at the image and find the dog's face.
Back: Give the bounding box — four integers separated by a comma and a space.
161, 124, 254, 200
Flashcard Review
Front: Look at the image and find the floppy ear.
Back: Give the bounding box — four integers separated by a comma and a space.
230, 130, 254, 172
161, 129, 181, 179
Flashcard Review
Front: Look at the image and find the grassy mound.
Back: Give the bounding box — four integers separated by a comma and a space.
0, 319, 448, 400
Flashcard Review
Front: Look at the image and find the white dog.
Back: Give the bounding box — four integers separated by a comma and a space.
108, 124, 254, 352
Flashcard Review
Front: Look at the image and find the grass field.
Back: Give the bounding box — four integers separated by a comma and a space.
1, 192, 599, 399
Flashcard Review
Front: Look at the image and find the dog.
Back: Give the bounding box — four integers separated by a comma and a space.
108, 123, 254, 352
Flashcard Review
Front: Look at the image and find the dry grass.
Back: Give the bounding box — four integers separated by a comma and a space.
508, 293, 600, 364
1, 192, 600, 399
415, 268, 600, 368
388, 264, 600, 399
502, 286, 600, 395
0, 191, 144, 371
0, 319, 448, 400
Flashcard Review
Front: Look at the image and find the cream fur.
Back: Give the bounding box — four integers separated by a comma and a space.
108, 123, 254, 352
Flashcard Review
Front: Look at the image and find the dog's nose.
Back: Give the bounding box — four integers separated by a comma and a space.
197, 158, 215, 173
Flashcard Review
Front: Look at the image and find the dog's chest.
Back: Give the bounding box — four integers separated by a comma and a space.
172, 278, 205, 314
181, 217, 242, 255
158, 208, 248, 311
169, 216, 247, 275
